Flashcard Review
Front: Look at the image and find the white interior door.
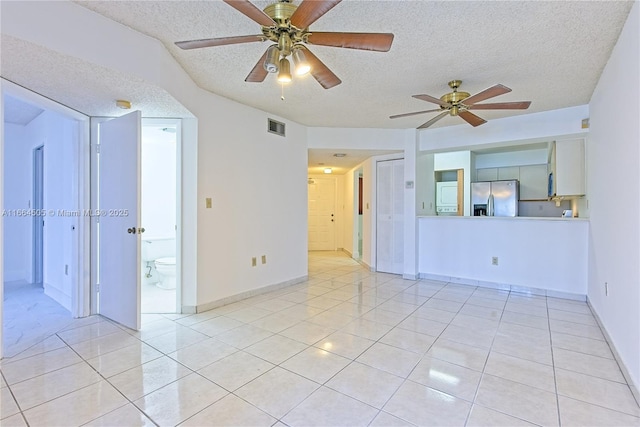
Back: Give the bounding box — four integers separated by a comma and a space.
98, 111, 141, 330
376, 159, 404, 274
308, 177, 336, 251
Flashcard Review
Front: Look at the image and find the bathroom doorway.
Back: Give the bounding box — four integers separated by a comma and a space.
140, 120, 181, 314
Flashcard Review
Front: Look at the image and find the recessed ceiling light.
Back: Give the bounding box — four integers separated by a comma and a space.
333, 153, 346, 157
324, 168, 332, 174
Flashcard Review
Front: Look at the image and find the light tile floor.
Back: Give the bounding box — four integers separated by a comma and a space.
1, 251, 639, 426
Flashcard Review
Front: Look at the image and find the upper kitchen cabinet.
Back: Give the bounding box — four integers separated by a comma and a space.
519, 164, 549, 200
549, 138, 586, 197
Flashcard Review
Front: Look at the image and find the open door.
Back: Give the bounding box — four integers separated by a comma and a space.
98, 111, 142, 330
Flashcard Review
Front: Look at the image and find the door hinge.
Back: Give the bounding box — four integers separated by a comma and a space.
95, 144, 101, 154
96, 283, 100, 292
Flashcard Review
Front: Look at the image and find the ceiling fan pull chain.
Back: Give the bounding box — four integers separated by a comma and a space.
281, 82, 286, 101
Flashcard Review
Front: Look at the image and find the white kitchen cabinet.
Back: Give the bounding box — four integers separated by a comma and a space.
477, 168, 498, 181
519, 164, 549, 200
550, 138, 585, 197
498, 166, 520, 181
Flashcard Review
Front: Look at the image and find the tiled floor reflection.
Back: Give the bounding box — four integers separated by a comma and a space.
1, 251, 639, 426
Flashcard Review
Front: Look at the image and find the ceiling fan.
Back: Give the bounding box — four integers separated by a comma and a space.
175, 0, 394, 89
390, 80, 532, 129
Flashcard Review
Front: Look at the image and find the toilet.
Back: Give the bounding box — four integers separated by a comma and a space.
154, 257, 176, 290
141, 237, 176, 290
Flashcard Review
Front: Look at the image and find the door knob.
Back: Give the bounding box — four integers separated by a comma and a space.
138, 227, 145, 234
127, 227, 136, 234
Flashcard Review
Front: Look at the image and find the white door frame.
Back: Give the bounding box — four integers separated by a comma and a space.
32, 145, 45, 285
0, 79, 91, 358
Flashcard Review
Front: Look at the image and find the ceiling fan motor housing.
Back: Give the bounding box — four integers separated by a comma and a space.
440, 80, 470, 115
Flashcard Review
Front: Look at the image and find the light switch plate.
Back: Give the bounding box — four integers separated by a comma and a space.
206, 198, 212, 208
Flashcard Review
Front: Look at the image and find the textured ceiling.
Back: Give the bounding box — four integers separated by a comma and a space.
67, 0, 634, 129
3, 95, 44, 125
1, 34, 193, 119
0, 1, 634, 172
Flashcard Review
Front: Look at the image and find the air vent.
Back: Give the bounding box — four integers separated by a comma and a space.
268, 118, 285, 136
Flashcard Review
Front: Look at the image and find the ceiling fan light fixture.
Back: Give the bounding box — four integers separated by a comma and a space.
292, 47, 311, 76
263, 45, 280, 73
277, 58, 292, 83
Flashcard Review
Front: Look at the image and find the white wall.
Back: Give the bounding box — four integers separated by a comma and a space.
308, 127, 406, 150
419, 105, 589, 152
419, 217, 589, 297
0, 90, 4, 355
3, 123, 31, 282
343, 169, 356, 256
193, 91, 308, 305
587, 1, 640, 394
27, 111, 78, 310
416, 152, 435, 216
141, 129, 176, 239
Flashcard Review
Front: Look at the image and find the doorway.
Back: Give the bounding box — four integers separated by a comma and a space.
1, 89, 90, 358
308, 176, 337, 251
376, 159, 404, 274
91, 116, 182, 327
140, 121, 180, 314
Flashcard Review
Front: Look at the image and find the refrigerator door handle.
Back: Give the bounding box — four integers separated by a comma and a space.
487, 194, 494, 216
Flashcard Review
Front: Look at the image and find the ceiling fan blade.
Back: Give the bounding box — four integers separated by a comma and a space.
245, 49, 269, 83
223, 0, 276, 27
304, 48, 341, 89
290, 0, 341, 29
462, 84, 511, 106
418, 111, 449, 129
459, 111, 487, 127
468, 101, 532, 110
412, 94, 451, 108
389, 109, 442, 119
175, 35, 264, 50
307, 32, 394, 52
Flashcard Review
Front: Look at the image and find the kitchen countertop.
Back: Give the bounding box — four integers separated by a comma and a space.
417, 215, 589, 221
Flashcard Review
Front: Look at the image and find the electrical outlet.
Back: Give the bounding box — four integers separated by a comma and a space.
261, 255, 266, 264
251, 257, 257, 267
605, 282, 609, 296
491, 257, 499, 266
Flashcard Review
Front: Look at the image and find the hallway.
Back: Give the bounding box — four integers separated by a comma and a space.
2, 281, 74, 358
1, 251, 638, 426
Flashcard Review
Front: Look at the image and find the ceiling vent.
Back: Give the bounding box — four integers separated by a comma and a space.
268, 118, 285, 137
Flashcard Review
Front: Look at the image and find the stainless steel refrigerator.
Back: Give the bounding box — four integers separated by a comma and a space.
471, 180, 519, 217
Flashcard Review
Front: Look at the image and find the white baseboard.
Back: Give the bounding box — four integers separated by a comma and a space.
419, 273, 586, 301
587, 297, 640, 408
43, 283, 72, 312
3, 270, 27, 283
182, 275, 308, 314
